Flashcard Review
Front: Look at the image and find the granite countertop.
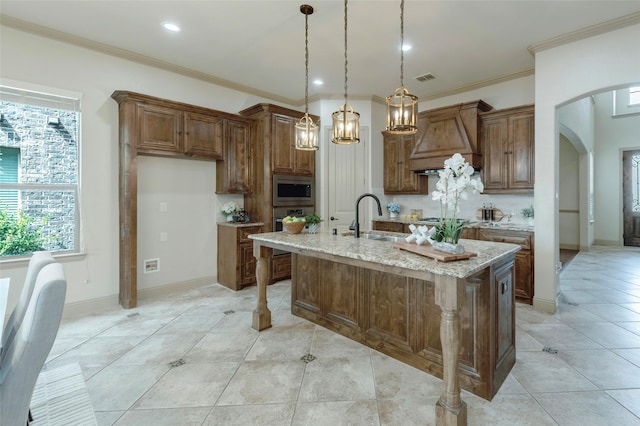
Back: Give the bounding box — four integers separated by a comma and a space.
250, 230, 520, 279
376, 218, 534, 232
218, 221, 265, 228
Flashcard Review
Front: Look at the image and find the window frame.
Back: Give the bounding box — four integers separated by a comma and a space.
0, 81, 82, 258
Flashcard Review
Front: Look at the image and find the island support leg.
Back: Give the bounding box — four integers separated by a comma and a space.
434, 275, 467, 426
252, 242, 272, 331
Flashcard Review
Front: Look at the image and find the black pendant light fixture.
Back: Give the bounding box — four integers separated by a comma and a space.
386, 0, 418, 134
295, 4, 319, 150
331, 0, 360, 144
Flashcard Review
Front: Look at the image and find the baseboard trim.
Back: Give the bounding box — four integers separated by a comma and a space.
61, 276, 216, 320
594, 239, 621, 246
559, 244, 579, 250
532, 296, 557, 314
138, 276, 215, 301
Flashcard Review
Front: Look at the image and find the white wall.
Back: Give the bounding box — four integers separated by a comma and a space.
558, 135, 580, 248
534, 22, 640, 313
0, 25, 286, 313
593, 91, 640, 245
558, 96, 596, 250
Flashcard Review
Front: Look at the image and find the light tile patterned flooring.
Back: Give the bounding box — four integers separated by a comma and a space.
45, 245, 640, 425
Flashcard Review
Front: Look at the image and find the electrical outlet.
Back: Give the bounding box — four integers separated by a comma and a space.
144, 258, 159, 273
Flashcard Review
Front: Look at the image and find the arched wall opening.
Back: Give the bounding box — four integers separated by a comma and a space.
533, 21, 640, 314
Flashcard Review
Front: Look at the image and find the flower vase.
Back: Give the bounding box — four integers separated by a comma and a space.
390, 212, 398, 219
307, 223, 319, 234
528, 218, 534, 227
226, 215, 234, 222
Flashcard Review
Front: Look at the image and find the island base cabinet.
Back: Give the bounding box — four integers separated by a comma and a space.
291, 253, 515, 401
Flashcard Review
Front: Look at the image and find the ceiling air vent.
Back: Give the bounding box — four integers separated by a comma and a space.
415, 73, 436, 82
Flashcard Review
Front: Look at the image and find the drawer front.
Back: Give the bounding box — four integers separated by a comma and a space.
477, 229, 531, 250
239, 226, 262, 243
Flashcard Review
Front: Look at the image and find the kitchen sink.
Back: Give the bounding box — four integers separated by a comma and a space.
345, 233, 408, 243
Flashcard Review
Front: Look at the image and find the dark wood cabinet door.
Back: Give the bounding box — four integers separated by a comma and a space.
477, 228, 533, 304
239, 242, 257, 285
383, 133, 428, 194
383, 135, 402, 192
514, 250, 533, 303
494, 261, 515, 367
218, 119, 251, 193
482, 105, 534, 193
137, 104, 182, 153
271, 114, 296, 174
509, 111, 535, 190
482, 117, 508, 191
183, 112, 224, 159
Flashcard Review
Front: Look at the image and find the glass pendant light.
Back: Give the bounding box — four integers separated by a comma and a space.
386, 0, 418, 134
332, 0, 360, 144
295, 4, 319, 150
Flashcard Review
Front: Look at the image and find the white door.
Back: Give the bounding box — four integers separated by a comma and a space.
326, 126, 368, 233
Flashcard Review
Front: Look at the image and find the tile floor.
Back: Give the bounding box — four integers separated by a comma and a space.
44, 245, 640, 425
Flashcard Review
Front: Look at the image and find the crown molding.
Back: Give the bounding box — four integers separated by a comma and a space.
418, 68, 535, 102
528, 11, 640, 54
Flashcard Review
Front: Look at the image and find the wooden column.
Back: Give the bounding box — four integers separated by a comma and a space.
252, 241, 272, 331
116, 97, 138, 308
434, 274, 467, 426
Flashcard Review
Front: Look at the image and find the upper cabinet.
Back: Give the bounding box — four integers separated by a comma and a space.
111, 91, 254, 194
382, 131, 428, 194
215, 118, 252, 194
481, 105, 535, 193
135, 99, 226, 160
184, 112, 225, 158
271, 113, 314, 176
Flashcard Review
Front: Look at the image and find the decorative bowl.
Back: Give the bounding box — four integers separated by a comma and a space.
283, 221, 306, 234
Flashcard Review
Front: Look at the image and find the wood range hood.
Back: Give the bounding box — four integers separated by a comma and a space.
409, 99, 493, 173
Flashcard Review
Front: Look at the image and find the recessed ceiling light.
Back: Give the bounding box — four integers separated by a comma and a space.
313, 79, 323, 85
162, 22, 181, 32
402, 43, 412, 52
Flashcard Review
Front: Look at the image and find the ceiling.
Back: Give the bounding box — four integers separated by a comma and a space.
1, 1, 639, 105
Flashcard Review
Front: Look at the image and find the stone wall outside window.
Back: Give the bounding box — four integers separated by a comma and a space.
0, 101, 79, 252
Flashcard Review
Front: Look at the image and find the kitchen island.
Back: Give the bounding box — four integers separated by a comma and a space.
249, 231, 520, 426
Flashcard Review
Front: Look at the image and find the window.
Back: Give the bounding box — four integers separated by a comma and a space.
0, 85, 80, 256
629, 86, 640, 106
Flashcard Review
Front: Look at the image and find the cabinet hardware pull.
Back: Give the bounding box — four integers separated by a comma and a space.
501, 282, 508, 294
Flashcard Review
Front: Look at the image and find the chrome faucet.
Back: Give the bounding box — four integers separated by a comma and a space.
354, 193, 383, 238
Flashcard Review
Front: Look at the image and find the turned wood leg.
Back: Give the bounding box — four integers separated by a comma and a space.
434, 275, 467, 426
252, 242, 272, 331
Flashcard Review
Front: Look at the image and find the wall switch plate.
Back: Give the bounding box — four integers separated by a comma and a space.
144, 258, 159, 273
160, 202, 168, 213
160, 232, 168, 242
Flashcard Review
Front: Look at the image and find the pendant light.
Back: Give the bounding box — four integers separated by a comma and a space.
331, 0, 360, 144
386, 0, 418, 134
295, 4, 319, 151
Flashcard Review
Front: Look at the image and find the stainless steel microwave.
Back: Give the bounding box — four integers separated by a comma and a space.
272, 174, 314, 207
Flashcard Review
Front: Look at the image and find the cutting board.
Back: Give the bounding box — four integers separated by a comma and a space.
393, 242, 477, 262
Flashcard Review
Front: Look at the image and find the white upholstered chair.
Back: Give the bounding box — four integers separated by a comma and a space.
1, 251, 55, 355
0, 262, 67, 426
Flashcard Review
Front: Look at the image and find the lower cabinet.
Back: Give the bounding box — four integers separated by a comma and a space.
217, 223, 263, 290
477, 228, 534, 304
291, 253, 515, 401
271, 253, 292, 283
370, 221, 534, 304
